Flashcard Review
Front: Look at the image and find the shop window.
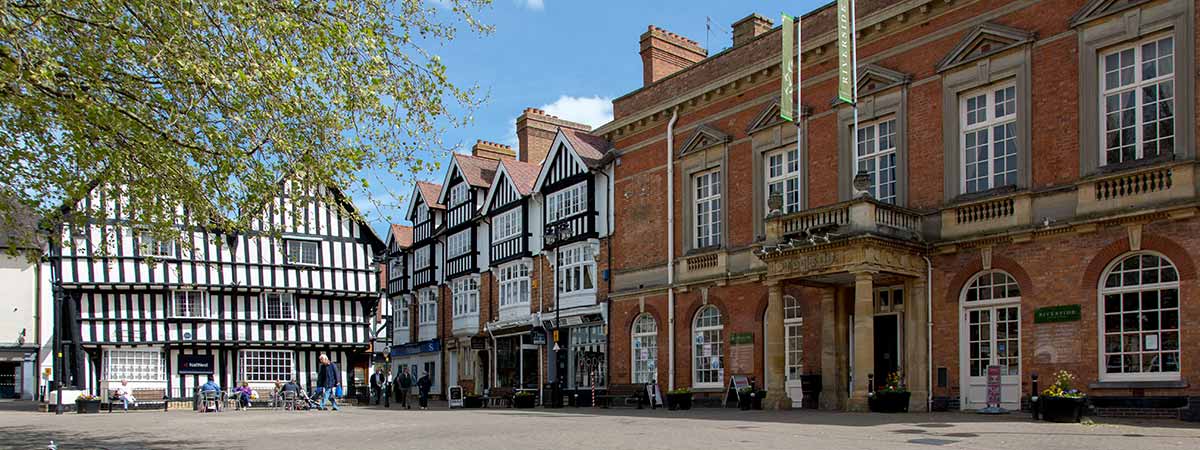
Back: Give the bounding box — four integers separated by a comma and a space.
1100, 253, 1180, 381
103, 349, 164, 381
239, 350, 293, 383
692, 305, 723, 388
631, 314, 658, 384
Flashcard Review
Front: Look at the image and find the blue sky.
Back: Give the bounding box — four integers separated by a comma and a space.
363, 0, 827, 236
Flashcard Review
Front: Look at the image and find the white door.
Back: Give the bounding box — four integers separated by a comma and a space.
448, 350, 459, 389
783, 295, 804, 407
961, 306, 1021, 409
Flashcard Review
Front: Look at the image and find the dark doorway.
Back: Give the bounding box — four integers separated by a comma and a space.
873, 315, 899, 388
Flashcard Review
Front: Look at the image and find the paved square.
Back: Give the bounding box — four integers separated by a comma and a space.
2, 404, 1198, 450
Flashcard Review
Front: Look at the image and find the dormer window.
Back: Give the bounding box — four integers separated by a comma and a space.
449, 183, 469, 208
547, 182, 586, 223
416, 203, 429, 223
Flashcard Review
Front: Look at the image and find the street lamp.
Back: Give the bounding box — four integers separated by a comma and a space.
543, 222, 571, 403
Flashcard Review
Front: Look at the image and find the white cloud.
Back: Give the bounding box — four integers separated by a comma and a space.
539, 95, 613, 129
515, 0, 544, 11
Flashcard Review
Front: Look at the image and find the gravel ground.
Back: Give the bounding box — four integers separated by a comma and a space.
2, 402, 1198, 450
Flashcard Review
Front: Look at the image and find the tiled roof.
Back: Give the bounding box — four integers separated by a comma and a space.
415, 181, 445, 209
389, 224, 413, 248
560, 128, 612, 168
501, 159, 542, 196
453, 153, 500, 188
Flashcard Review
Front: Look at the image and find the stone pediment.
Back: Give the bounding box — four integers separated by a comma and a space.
856, 65, 910, 98
936, 23, 1035, 72
746, 101, 811, 135
1069, 0, 1154, 27
678, 124, 730, 157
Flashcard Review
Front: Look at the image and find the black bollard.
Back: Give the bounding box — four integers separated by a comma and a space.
1030, 372, 1040, 420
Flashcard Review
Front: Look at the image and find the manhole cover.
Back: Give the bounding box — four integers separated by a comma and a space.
908, 438, 958, 446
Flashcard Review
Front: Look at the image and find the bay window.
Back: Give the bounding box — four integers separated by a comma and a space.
556, 243, 595, 296
498, 261, 531, 309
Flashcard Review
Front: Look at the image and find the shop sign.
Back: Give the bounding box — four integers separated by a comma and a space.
1034, 305, 1081, 323
730, 333, 754, 346
531, 329, 547, 345
178, 354, 215, 375
471, 337, 487, 350
390, 339, 440, 357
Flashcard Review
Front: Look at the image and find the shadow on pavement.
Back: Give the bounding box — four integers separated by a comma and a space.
2, 426, 229, 450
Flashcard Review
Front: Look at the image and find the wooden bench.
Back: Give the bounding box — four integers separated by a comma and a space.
598, 384, 645, 408
487, 387, 514, 408
106, 388, 168, 412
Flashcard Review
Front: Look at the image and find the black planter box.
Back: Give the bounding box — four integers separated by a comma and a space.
667, 393, 692, 410
868, 391, 911, 413
1040, 396, 1086, 423
75, 400, 101, 414
512, 395, 536, 409
463, 396, 484, 408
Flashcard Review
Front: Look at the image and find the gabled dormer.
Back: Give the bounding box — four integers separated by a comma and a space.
483, 158, 541, 265
533, 129, 612, 247
385, 224, 412, 297
439, 146, 507, 280
406, 181, 443, 289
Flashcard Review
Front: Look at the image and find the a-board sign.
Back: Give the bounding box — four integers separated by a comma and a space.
645, 382, 664, 408
985, 365, 1001, 408
722, 375, 752, 408
448, 385, 464, 408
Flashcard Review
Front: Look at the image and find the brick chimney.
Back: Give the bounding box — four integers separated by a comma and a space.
639, 25, 706, 86
471, 139, 516, 162
515, 108, 591, 165
732, 14, 773, 48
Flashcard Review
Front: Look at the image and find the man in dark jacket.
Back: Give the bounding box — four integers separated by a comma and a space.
316, 354, 340, 411
370, 369, 385, 405
417, 371, 432, 410
394, 367, 413, 409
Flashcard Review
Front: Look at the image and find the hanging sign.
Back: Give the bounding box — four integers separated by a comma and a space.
836, 0, 857, 104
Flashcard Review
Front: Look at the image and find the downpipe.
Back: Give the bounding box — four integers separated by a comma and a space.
666, 106, 679, 391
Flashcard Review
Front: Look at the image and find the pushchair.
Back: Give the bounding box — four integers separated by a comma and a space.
293, 389, 322, 411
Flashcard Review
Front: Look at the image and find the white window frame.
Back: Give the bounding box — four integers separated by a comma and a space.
239, 349, 294, 383
285, 239, 319, 266
855, 117, 899, 204
546, 182, 586, 223
393, 296, 410, 331
784, 295, 804, 381
1098, 252, 1181, 382
497, 261, 531, 309
631, 314, 658, 384
452, 277, 479, 318
492, 209, 522, 243
1100, 33, 1176, 166
102, 349, 165, 382
414, 245, 431, 269
260, 292, 296, 321
416, 203, 430, 223
693, 169, 722, 249
449, 182, 469, 208
960, 82, 1019, 194
170, 290, 211, 319
139, 232, 175, 259
692, 305, 724, 389
419, 288, 437, 325
448, 230, 471, 259
556, 242, 595, 296
765, 148, 802, 214
388, 257, 403, 279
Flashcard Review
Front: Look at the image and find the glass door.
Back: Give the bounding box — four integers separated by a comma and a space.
962, 306, 1020, 410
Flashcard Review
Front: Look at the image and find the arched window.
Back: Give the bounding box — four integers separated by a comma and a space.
631, 314, 658, 384
692, 305, 723, 388
959, 270, 1023, 410
963, 271, 1021, 303
1100, 253, 1180, 381
784, 295, 803, 381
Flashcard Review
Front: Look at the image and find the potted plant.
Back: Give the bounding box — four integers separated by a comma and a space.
463, 394, 484, 409
738, 387, 753, 410
75, 394, 102, 414
666, 388, 692, 410
868, 372, 911, 413
1038, 370, 1086, 423
512, 391, 536, 409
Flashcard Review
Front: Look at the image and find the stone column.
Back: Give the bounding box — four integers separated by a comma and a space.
904, 276, 930, 412
763, 281, 792, 409
819, 287, 841, 410
849, 271, 875, 412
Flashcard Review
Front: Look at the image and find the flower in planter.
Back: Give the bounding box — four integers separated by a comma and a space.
667, 388, 691, 395
76, 394, 101, 402
1042, 370, 1085, 399
874, 372, 909, 394
514, 391, 534, 398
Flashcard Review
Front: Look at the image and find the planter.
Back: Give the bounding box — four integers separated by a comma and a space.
75, 400, 101, 414
666, 393, 693, 411
738, 396, 751, 410
868, 391, 910, 413
463, 396, 484, 409
1040, 396, 1086, 423
753, 391, 766, 410
512, 395, 536, 409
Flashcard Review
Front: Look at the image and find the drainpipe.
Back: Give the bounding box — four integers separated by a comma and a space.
666, 106, 679, 391
923, 255, 933, 413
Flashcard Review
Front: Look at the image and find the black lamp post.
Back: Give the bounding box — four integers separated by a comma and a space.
543, 222, 571, 401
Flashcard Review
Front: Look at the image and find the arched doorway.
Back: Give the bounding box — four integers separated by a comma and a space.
958, 270, 1022, 410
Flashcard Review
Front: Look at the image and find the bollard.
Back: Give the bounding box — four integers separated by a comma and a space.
1030, 372, 1039, 419
867, 374, 875, 394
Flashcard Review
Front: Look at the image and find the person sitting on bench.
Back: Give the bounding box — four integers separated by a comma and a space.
114, 380, 137, 411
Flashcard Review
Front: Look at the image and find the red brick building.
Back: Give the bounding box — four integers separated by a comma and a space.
600, 0, 1198, 415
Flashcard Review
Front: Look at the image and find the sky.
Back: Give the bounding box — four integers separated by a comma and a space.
363, 0, 828, 237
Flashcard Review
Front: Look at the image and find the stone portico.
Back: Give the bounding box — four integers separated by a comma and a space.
757, 198, 930, 412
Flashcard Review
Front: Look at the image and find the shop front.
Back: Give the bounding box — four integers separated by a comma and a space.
390, 339, 441, 398
546, 311, 607, 406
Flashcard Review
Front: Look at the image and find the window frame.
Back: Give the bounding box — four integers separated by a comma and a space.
259, 292, 296, 321
393, 296, 410, 331
692, 168, 722, 249
414, 245, 431, 269
238, 349, 294, 383
497, 261, 531, 309
102, 349, 165, 382
764, 147, 802, 215
451, 276, 479, 318
139, 232, 175, 259
631, 314, 658, 384
1097, 252, 1181, 382
170, 290, 211, 319
546, 182, 586, 223
854, 116, 899, 204
449, 182, 470, 208
492, 208, 522, 243
447, 229, 471, 259
1098, 33, 1176, 166
418, 288, 438, 326
692, 305, 724, 389
556, 242, 596, 296
959, 81, 1020, 194
284, 239, 319, 266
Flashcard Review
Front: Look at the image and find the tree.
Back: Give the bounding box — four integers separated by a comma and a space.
0, 0, 492, 255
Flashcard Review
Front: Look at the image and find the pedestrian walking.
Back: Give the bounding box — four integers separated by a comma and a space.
417, 371, 432, 410
370, 369, 385, 406
395, 367, 413, 409
316, 354, 341, 411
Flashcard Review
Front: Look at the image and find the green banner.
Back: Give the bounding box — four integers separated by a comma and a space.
837, 0, 855, 104
1034, 304, 1081, 323
780, 13, 794, 122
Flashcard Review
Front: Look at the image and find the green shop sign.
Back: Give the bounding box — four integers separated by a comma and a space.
1034, 304, 1081, 324
730, 333, 754, 346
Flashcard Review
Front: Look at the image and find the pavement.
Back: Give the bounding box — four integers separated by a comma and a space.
1, 401, 1198, 450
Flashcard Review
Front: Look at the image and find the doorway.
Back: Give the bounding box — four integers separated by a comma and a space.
958, 270, 1022, 410
873, 315, 900, 388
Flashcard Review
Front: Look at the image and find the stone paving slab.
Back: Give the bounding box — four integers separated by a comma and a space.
1, 403, 1197, 450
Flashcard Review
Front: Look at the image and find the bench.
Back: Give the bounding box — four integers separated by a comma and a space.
106, 388, 168, 412
598, 384, 645, 408
487, 387, 514, 408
